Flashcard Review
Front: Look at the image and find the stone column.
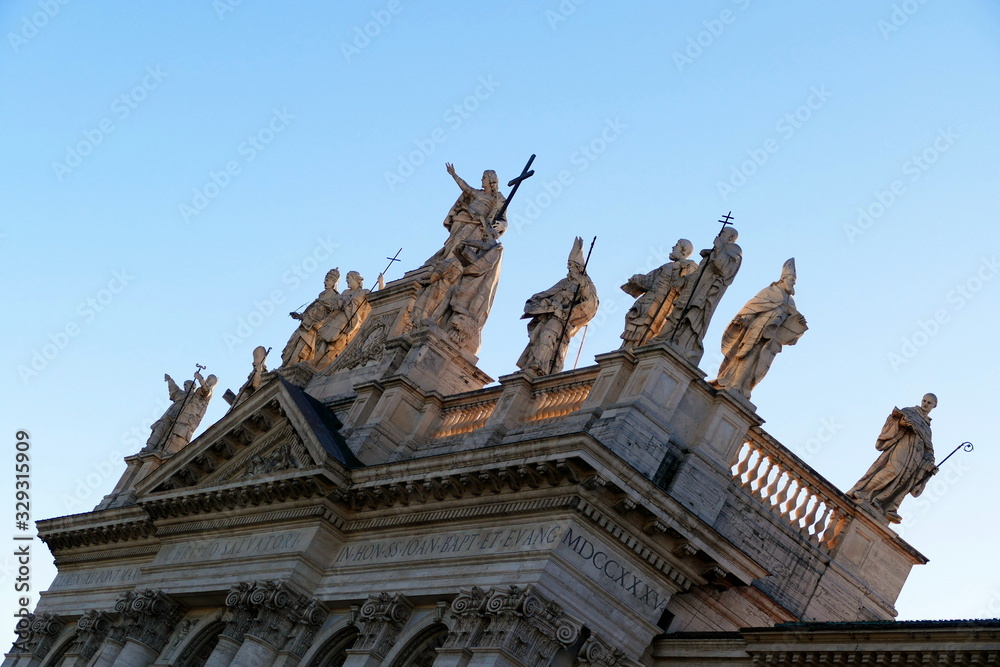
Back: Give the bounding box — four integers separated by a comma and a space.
342, 592, 413, 667
89, 636, 126, 667
6, 612, 66, 667
109, 589, 183, 667
216, 580, 327, 667
201, 635, 242, 667
439, 586, 582, 667
59, 610, 114, 667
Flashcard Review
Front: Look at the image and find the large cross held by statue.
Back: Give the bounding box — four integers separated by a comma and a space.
492, 154, 536, 226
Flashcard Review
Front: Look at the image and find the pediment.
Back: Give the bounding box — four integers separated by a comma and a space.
136, 378, 360, 496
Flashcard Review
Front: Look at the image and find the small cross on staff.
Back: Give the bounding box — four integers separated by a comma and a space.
375, 248, 403, 291
668, 211, 737, 342
492, 154, 536, 227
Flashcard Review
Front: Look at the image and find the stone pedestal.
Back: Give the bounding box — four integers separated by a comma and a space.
95, 452, 166, 510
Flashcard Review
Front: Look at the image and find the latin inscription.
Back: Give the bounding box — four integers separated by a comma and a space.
559, 526, 669, 612
335, 523, 565, 566
50, 567, 141, 591
160, 530, 305, 564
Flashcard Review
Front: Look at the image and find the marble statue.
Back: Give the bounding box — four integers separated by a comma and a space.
711, 258, 807, 400
410, 257, 464, 326
144, 371, 217, 454
313, 271, 382, 368
429, 237, 504, 354
848, 394, 939, 523
516, 237, 599, 377
620, 238, 698, 349
280, 269, 341, 366
227, 346, 269, 409
654, 227, 742, 365
424, 163, 507, 267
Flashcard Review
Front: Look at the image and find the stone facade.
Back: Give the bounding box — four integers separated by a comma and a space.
6, 229, 996, 666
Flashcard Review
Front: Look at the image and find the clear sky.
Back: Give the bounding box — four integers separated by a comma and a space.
3, 0, 999, 633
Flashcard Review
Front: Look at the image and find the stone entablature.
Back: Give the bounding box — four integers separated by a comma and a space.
653, 620, 1000, 664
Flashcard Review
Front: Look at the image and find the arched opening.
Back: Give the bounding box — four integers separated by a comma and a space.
388, 623, 448, 667
176, 620, 224, 667
306, 626, 360, 667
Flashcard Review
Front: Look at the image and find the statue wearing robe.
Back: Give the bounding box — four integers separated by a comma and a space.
655, 227, 742, 366
281, 269, 341, 367
620, 239, 697, 349
516, 237, 599, 377
848, 394, 939, 523
313, 271, 380, 369
144, 371, 217, 455
430, 238, 503, 354
712, 259, 807, 400
424, 163, 506, 267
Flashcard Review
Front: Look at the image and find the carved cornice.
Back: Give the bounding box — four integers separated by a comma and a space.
221, 580, 326, 657
142, 474, 335, 521
351, 592, 414, 660
40, 518, 155, 552
338, 458, 591, 512
10, 612, 65, 659
443, 585, 581, 664
115, 588, 184, 652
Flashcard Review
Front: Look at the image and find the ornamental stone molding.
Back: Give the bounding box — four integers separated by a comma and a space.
68, 609, 115, 661
443, 585, 582, 666
351, 591, 414, 660
115, 588, 184, 653
10, 611, 66, 660
574, 634, 631, 667
221, 579, 327, 658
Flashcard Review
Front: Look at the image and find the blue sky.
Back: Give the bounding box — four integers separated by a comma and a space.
3, 1, 1000, 630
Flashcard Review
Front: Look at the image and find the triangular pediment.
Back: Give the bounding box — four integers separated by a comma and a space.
136, 378, 360, 496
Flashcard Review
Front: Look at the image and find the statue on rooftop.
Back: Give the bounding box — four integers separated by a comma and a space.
312, 270, 382, 368
516, 237, 598, 377
280, 268, 341, 367
620, 238, 698, 349
654, 227, 742, 366
226, 345, 269, 410
711, 258, 807, 400
429, 236, 503, 354
848, 394, 939, 524
144, 370, 217, 454
423, 163, 507, 267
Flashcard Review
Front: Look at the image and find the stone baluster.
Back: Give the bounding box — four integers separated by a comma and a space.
750, 456, 773, 498
799, 493, 823, 537
7, 612, 66, 667
344, 592, 413, 667
732, 443, 753, 483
